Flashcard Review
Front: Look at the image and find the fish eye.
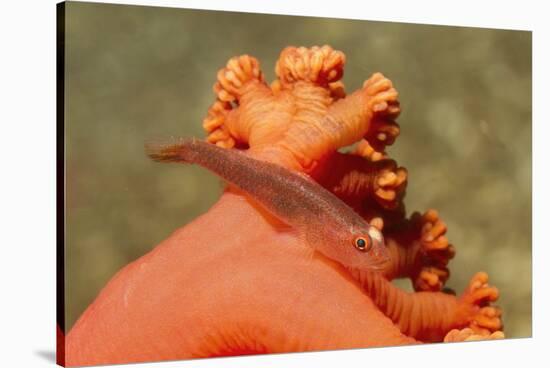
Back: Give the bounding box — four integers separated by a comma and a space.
354, 236, 372, 252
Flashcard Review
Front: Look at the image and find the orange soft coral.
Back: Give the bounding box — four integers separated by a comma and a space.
203, 45, 465, 297
203, 45, 400, 170
65, 45, 503, 366
203, 44, 503, 340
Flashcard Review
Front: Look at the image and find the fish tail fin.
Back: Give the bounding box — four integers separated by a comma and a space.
144, 137, 199, 163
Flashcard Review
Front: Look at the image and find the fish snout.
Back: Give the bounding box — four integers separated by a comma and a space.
367, 228, 391, 270
371, 245, 391, 270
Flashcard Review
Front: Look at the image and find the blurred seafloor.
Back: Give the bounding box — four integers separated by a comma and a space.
64, 2, 532, 337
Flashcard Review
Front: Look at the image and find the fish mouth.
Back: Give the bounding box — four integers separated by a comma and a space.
364, 242, 392, 271
346, 256, 389, 273
346, 257, 392, 293
366, 261, 389, 272
365, 254, 392, 272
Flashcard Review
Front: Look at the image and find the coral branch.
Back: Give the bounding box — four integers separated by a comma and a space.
444, 328, 505, 342
203, 54, 273, 148
379, 209, 456, 291
311, 152, 408, 217
214, 55, 264, 102
275, 45, 346, 89
351, 270, 503, 342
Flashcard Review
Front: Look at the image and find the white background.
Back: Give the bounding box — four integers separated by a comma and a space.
0, 0, 547, 367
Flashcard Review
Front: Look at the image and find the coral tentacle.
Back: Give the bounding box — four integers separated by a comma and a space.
352, 270, 503, 342
275, 45, 346, 89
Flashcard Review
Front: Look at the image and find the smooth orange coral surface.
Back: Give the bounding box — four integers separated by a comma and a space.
65, 46, 503, 366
